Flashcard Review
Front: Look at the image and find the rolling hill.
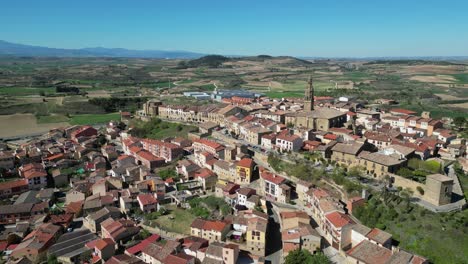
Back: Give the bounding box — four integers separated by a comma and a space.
0, 40, 204, 59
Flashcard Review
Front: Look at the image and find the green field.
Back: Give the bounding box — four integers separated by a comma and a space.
36, 114, 70, 124
69, 113, 121, 125
0, 87, 56, 96
266, 91, 303, 98
130, 118, 198, 139
153, 205, 197, 235
452, 73, 468, 83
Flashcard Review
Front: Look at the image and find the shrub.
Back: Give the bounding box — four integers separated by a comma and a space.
416, 186, 425, 195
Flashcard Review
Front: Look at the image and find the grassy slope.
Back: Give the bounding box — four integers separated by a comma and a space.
153, 205, 196, 235
354, 194, 468, 264
131, 118, 198, 139
69, 113, 121, 125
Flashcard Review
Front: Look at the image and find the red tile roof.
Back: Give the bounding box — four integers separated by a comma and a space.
193, 139, 225, 152
125, 234, 161, 255
137, 150, 164, 162
137, 194, 158, 206
203, 220, 228, 232
325, 211, 353, 228
260, 170, 285, 185
312, 188, 330, 199
237, 158, 254, 168
45, 153, 65, 161
142, 138, 181, 150
276, 132, 301, 142
23, 169, 47, 179
280, 211, 309, 219
390, 108, 417, 115
324, 134, 338, 140
66, 201, 84, 214
194, 168, 216, 179
0, 179, 28, 191
163, 253, 194, 264
96, 238, 115, 250
282, 242, 300, 253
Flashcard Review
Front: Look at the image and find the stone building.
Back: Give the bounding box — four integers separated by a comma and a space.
285, 76, 346, 131
424, 173, 453, 206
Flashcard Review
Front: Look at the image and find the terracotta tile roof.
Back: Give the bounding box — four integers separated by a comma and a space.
137, 150, 164, 162
193, 139, 225, 152
203, 220, 228, 232
0, 179, 28, 191
236, 158, 254, 168
346, 240, 392, 264
118, 155, 133, 161
142, 139, 182, 150
277, 132, 301, 142
162, 253, 194, 264
66, 201, 84, 214
282, 242, 300, 253
262, 133, 276, 140
190, 218, 206, 229
324, 134, 338, 140
97, 238, 115, 250
137, 194, 158, 206
280, 211, 309, 219
222, 182, 240, 193
126, 234, 161, 255
366, 228, 392, 245
311, 188, 330, 199
194, 168, 216, 179
325, 211, 354, 228
260, 170, 285, 185
49, 213, 74, 225
390, 108, 417, 115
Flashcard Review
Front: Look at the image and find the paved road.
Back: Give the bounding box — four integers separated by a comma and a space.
264, 203, 283, 264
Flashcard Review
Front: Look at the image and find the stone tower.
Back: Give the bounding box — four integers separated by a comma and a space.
424, 173, 453, 206
304, 75, 314, 112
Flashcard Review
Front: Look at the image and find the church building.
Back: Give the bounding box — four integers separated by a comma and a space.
285, 76, 346, 131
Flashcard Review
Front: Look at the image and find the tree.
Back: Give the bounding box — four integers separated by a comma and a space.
47, 254, 59, 264
348, 166, 365, 178
78, 251, 92, 263
416, 186, 425, 195
285, 249, 331, 264
453, 116, 466, 129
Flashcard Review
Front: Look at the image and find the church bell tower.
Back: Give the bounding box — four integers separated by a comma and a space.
304, 75, 314, 111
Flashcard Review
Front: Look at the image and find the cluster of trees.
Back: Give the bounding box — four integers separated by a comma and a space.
284, 249, 331, 264
268, 153, 364, 195
89, 97, 148, 112
55, 86, 81, 94
158, 168, 178, 180
188, 196, 231, 219
177, 55, 230, 69
452, 116, 466, 130
353, 190, 415, 231
329, 167, 364, 194
145, 208, 168, 221
397, 158, 443, 183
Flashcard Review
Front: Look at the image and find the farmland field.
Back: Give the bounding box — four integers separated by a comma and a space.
0, 56, 467, 137
0, 114, 69, 138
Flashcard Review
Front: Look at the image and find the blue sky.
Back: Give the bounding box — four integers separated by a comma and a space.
2, 0, 468, 57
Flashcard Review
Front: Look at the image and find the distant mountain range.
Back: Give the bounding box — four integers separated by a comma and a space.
0, 40, 205, 59
1, 40, 467, 60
